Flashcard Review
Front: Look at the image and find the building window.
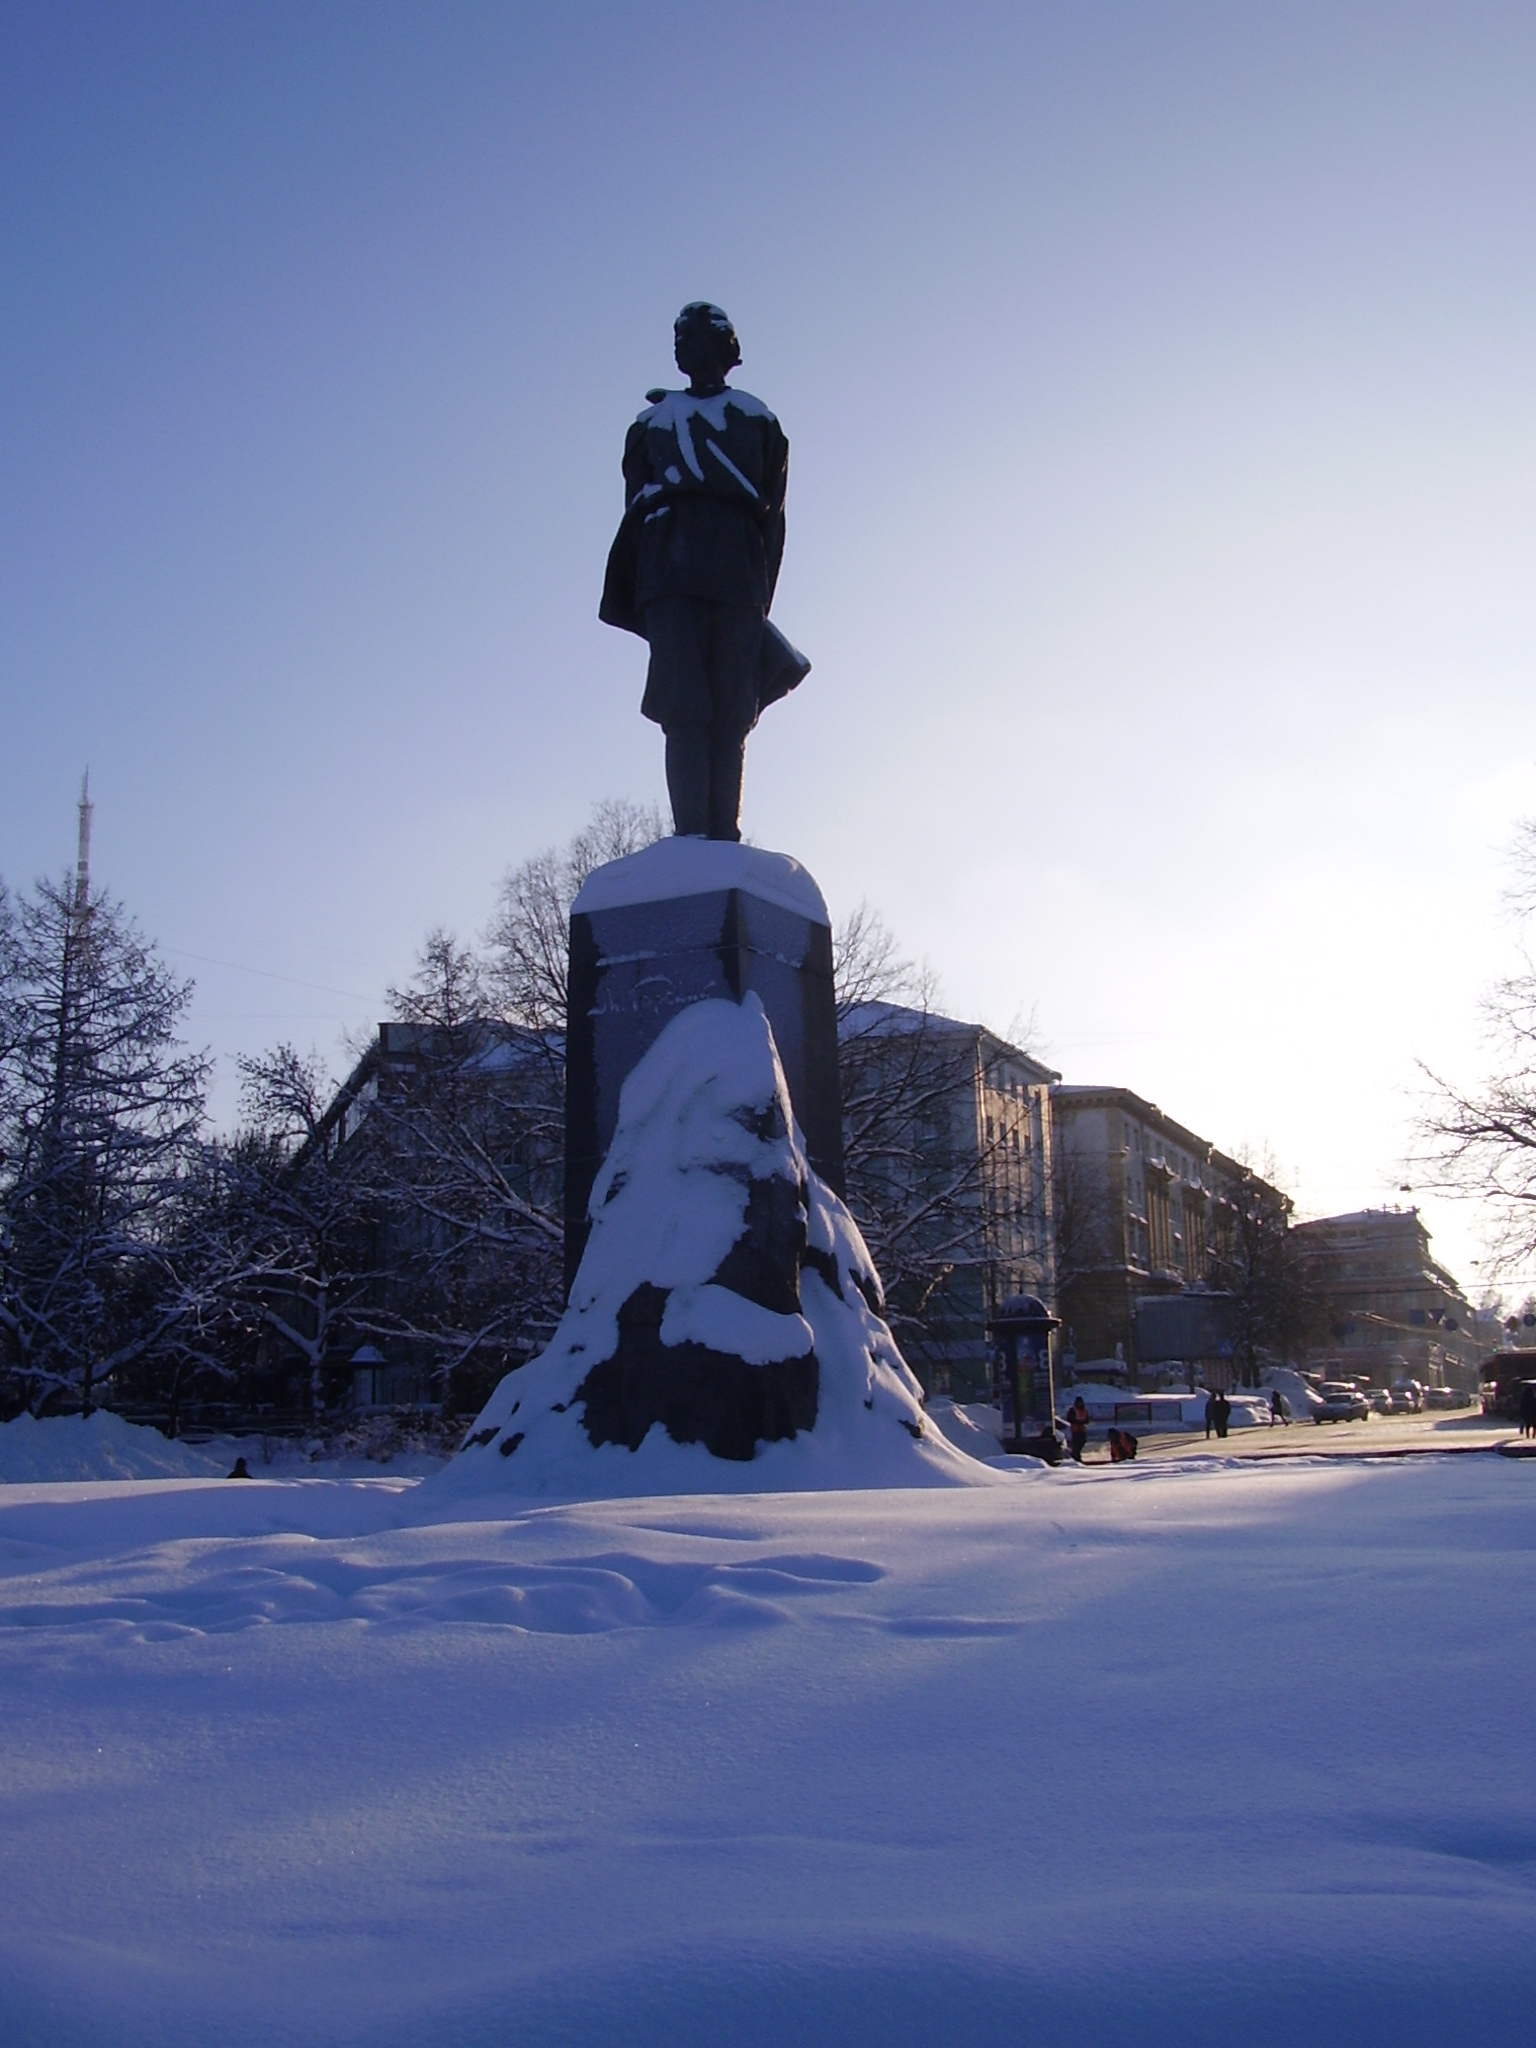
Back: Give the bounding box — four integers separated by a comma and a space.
1148, 1185, 1172, 1270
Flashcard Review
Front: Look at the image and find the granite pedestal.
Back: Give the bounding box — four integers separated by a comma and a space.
564, 839, 844, 1294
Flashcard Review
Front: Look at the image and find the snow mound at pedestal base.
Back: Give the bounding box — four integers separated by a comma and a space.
437, 996, 990, 1500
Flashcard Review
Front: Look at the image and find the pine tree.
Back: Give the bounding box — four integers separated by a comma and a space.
0, 875, 208, 1415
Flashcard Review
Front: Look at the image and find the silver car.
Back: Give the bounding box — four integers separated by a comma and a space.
1316, 1382, 1370, 1423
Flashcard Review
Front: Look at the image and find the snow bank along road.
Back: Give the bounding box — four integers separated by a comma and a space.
0, 1455, 1532, 2046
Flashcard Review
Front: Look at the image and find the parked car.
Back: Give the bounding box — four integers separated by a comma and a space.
1424, 1386, 1471, 1411
1316, 1382, 1371, 1424
1385, 1384, 1420, 1415
1368, 1388, 1392, 1415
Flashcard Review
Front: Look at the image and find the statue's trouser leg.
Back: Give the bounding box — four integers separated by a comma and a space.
702, 606, 762, 842
646, 600, 764, 838
664, 729, 711, 836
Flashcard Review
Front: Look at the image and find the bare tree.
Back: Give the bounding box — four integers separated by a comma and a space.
182, 969, 562, 1435
0, 883, 25, 1074
175, 809, 661, 1435
833, 902, 932, 1020
215, 1043, 384, 1418
363, 931, 565, 1411
1416, 817, 1536, 1276
388, 926, 490, 1033
0, 874, 210, 1417
1209, 1158, 1308, 1385
485, 797, 665, 1033
135, 1146, 241, 1435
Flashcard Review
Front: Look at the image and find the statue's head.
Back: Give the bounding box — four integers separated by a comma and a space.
673, 302, 741, 390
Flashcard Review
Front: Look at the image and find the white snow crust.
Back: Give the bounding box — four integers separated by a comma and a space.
571, 834, 829, 924
441, 996, 977, 1498
0, 1453, 1531, 2045
660, 1281, 813, 1362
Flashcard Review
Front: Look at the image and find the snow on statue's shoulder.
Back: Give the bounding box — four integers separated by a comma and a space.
435, 994, 995, 1501
637, 385, 775, 431
571, 838, 829, 926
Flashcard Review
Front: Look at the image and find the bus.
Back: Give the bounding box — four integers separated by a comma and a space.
1479, 1352, 1536, 1419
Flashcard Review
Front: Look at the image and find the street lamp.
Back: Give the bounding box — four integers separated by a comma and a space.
986, 1293, 1064, 1464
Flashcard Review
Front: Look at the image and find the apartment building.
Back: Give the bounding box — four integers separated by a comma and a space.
838, 1003, 1058, 1396
1289, 1207, 1492, 1388
1048, 1084, 1287, 1374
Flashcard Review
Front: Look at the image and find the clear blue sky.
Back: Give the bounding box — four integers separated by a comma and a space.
4, 2, 1535, 1296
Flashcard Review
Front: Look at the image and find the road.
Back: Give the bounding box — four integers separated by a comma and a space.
1112, 1407, 1517, 1465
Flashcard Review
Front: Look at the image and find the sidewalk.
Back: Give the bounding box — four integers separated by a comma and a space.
1120, 1410, 1512, 1466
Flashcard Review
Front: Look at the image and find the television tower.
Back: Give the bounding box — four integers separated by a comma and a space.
74, 770, 93, 912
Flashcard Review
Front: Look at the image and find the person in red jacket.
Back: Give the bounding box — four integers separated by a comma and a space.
1066, 1395, 1090, 1463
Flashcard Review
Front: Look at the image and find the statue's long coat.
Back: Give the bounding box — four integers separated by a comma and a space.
600, 385, 809, 723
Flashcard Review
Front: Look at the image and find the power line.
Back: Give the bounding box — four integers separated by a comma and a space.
164, 946, 378, 1005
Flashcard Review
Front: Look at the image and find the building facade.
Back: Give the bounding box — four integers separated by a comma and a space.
1048, 1084, 1287, 1379
1289, 1208, 1491, 1389
838, 1004, 1058, 1397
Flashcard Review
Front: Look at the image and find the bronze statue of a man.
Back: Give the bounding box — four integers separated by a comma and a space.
600, 303, 808, 840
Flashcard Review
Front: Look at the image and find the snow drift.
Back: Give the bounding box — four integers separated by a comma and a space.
1263, 1366, 1325, 1418
441, 995, 984, 1497
4, 1458, 1534, 2047
0, 1410, 226, 1483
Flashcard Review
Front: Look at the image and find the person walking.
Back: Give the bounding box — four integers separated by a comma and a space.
1204, 1392, 1217, 1440
1213, 1390, 1232, 1441
1271, 1386, 1290, 1427
1519, 1380, 1536, 1440
1066, 1396, 1090, 1463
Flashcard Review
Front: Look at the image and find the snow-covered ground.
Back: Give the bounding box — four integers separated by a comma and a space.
1, 1450, 1533, 2045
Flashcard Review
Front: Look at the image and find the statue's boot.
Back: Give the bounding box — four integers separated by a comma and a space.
665, 727, 711, 836
665, 727, 745, 841
706, 729, 746, 842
